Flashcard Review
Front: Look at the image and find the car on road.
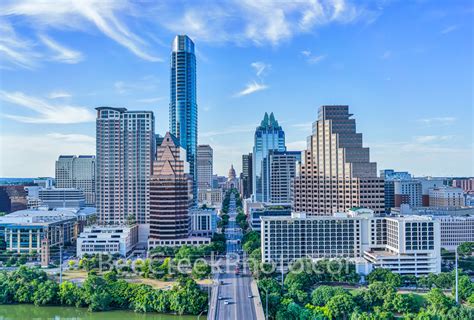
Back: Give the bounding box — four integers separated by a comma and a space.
218, 296, 223, 300
248, 294, 253, 298
224, 300, 230, 305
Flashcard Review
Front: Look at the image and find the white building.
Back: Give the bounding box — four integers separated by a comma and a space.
428, 186, 465, 208
190, 208, 218, 237
434, 215, 474, 250
56, 155, 96, 205
261, 211, 441, 276
197, 145, 213, 191
76, 225, 139, 257
364, 216, 440, 276
198, 188, 224, 209
38, 188, 86, 208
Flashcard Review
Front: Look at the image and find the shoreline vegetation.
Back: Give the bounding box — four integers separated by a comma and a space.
0, 266, 208, 315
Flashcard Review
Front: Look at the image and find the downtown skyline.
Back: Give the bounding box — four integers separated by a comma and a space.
0, 0, 473, 178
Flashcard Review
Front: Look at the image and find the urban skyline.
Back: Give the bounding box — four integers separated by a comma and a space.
0, 1, 472, 178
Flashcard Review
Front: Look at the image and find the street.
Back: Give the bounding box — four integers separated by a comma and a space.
214, 193, 258, 320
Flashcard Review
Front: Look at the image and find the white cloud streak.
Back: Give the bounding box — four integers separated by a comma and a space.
251, 61, 270, 77
440, 25, 457, 35
39, 34, 83, 63
301, 50, 327, 64
0, 90, 95, 124
0, 0, 161, 63
418, 117, 456, 126
48, 90, 72, 99
159, 0, 379, 46
234, 81, 268, 97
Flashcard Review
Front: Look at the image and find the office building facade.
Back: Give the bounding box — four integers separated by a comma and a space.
269, 151, 301, 204
56, 155, 96, 205
197, 145, 213, 190
253, 112, 286, 202
293, 105, 385, 215
241, 153, 253, 199
428, 186, 465, 207
170, 35, 198, 203
149, 132, 192, 246
95, 107, 155, 227
380, 169, 413, 213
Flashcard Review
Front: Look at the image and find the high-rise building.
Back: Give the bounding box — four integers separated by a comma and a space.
149, 132, 192, 244
269, 151, 301, 204
95, 107, 155, 228
56, 155, 96, 205
169, 35, 198, 204
197, 145, 213, 191
293, 105, 385, 215
253, 112, 286, 202
241, 153, 253, 199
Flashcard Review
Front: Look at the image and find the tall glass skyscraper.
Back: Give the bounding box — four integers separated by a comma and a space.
252, 112, 286, 202
170, 35, 197, 203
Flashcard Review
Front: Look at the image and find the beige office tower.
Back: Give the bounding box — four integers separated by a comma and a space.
293, 105, 385, 215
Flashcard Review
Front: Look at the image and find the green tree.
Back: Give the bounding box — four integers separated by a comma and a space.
326, 293, 356, 320
59, 281, 84, 307
426, 288, 454, 314
33, 280, 59, 306
311, 285, 348, 306
367, 268, 401, 288
192, 260, 211, 279
453, 275, 473, 302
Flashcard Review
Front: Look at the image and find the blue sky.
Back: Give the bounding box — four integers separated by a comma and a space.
0, 0, 472, 178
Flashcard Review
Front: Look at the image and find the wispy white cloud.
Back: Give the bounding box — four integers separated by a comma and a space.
234, 81, 268, 97
159, 0, 380, 46
440, 25, 458, 35
39, 34, 83, 63
0, 20, 38, 69
301, 50, 327, 64
251, 61, 270, 77
418, 117, 456, 126
114, 77, 158, 94
0, 90, 95, 124
235, 61, 271, 97
414, 135, 455, 143
48, 90, 72, 99
46, 132, 95, 143
0, 0, 161, 62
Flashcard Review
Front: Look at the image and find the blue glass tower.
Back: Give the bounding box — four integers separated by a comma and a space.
170, 35, 197, 203
252, 112, 286, 202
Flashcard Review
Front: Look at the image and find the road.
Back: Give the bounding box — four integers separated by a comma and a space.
214, 193, 258, 320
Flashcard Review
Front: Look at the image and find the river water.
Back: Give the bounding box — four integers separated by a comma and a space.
0, 305, 197, 319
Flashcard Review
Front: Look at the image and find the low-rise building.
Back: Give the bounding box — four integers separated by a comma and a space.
434, 215, 474, 250
197, 188, 224, 209
261, 211, 441, 276
190, 208, 218, 237
76, 225, 139, 257
428, 186, 465, 207
250, 204, 291, 231
0, 210, 77, 255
